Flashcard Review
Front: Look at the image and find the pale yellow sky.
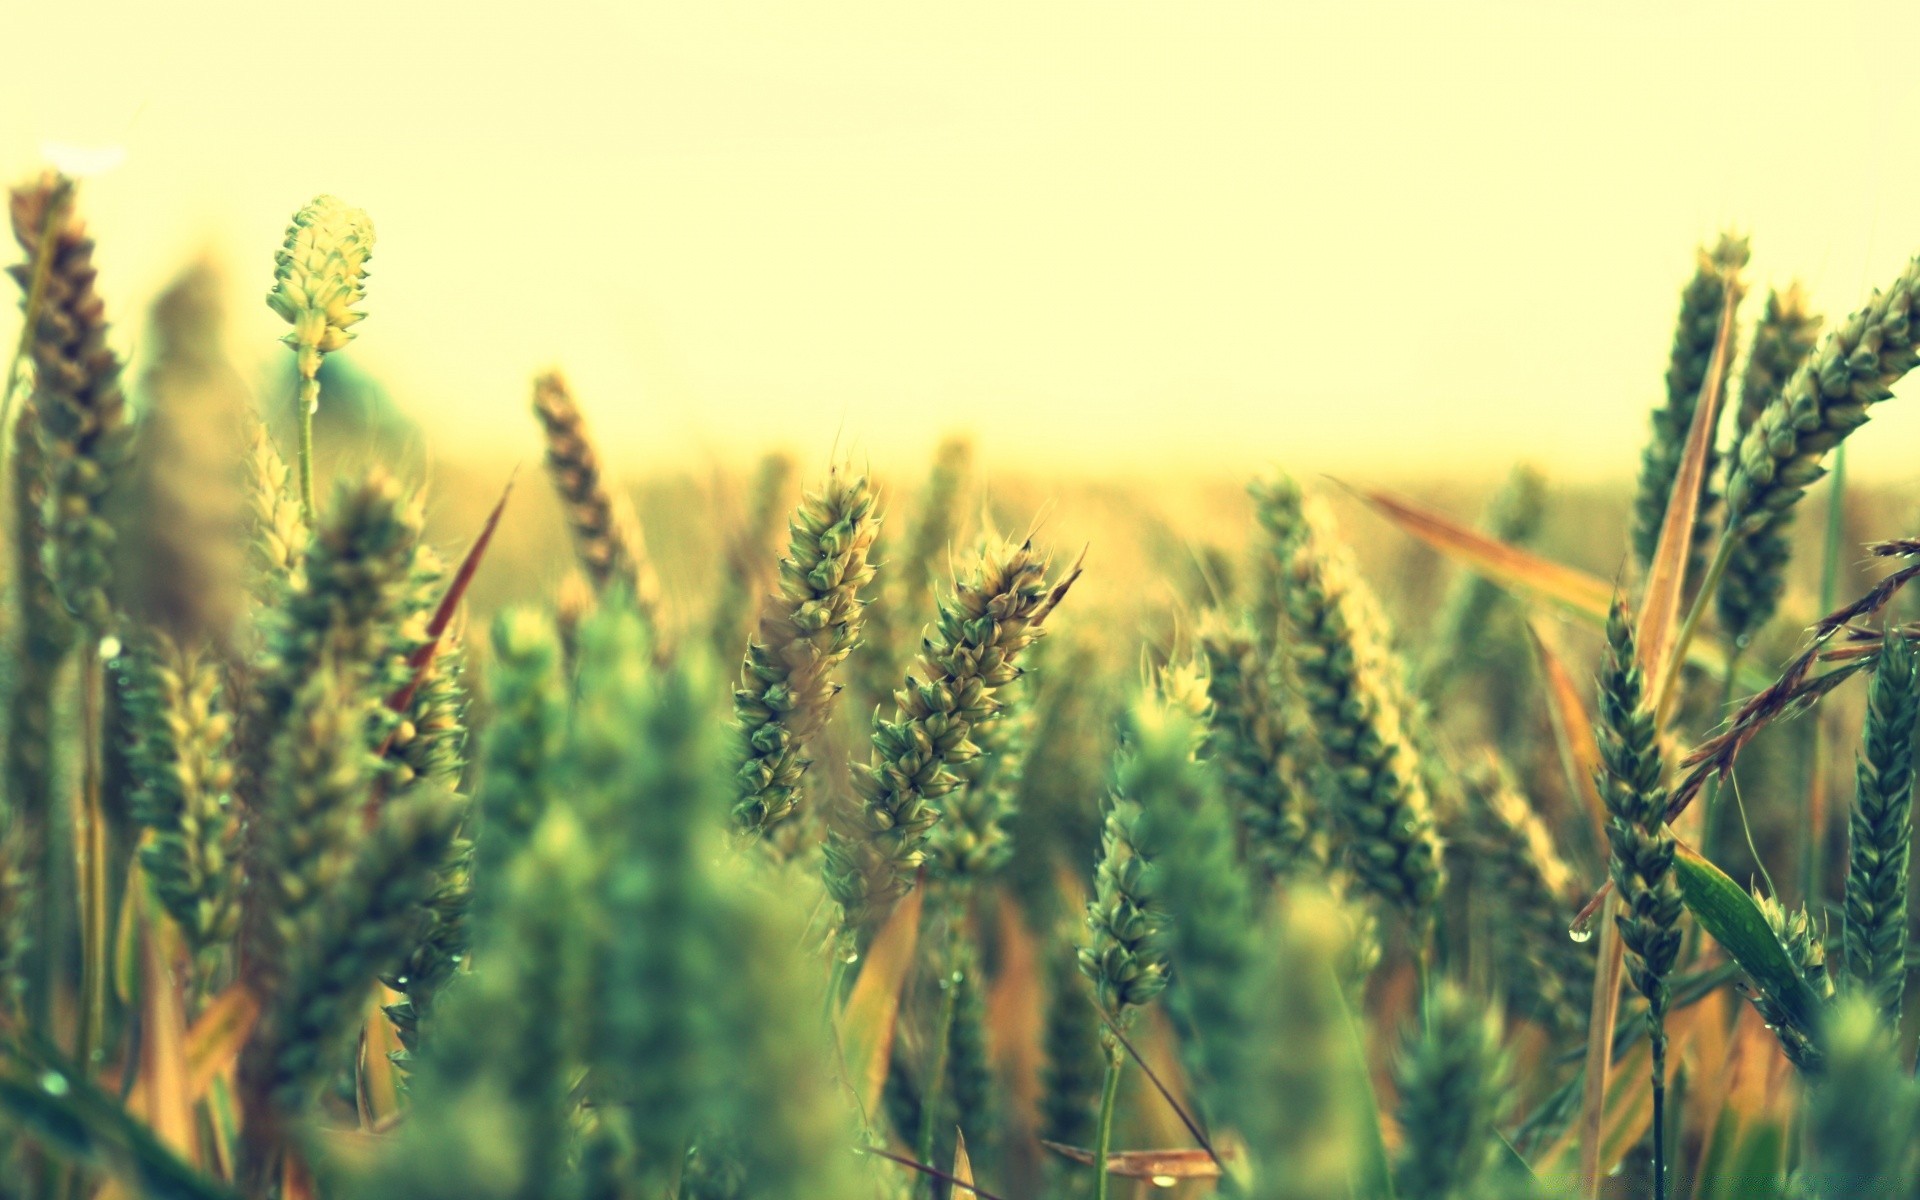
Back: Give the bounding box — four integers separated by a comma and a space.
7, 2, 1920, 483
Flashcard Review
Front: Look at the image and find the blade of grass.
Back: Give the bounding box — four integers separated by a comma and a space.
1350, 484, 1757, 689
837, 885, 923, 1120
1528, 620, 1611, 866
1646, 270, 1740, 703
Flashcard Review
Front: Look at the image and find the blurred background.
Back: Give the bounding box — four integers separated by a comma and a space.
7, 2, 1920, 483
5, 1, 1920, 628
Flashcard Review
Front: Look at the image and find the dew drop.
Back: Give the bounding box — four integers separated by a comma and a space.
842, 949, 860, 965
38, 1071, 68, 1097
97, 635, 122, 660
1568, 911, 1595, 944
395, 975, 410, 986
1151, 1176, 1177, 1189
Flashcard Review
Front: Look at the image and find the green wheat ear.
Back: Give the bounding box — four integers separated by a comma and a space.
266, 195, 373, 377
266, 194, 373, 516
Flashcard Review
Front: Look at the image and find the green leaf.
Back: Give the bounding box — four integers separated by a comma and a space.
1672, 845, 1824, 1041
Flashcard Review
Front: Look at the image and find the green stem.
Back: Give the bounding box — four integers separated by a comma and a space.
1092, 1035, 1123, 1200
1804, 445, 1847, 903
1650, 1023, 1669, 1200
916, 919, 963, 1195
1697, 650, 1743, 865
74, 641, 107, 1080
296, 372, 319, 521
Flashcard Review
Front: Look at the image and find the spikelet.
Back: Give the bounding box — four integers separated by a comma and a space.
925, 670, 1032, 883
1750, 892, 1831, 1073
1631, 234, 1748, 570
1137, 688, 1265, 1127
385, 635, 467, 792
1415, 463, 1546, 701
10, 174, 132, 634
1596, 599, 1683, 1147
529, 369, 660, 622
824, 537, 1075, 941
1726, 253, 1920, 532
709, 451, 796, 660
265, 196, 372, 395
1075, 668, 1206, 1022
244, 666, 375, 1005
1716, 287, 1822, 647
1459, 754, 1591, 1033
1253, 473, 1444, 936
1843, 627, 1918, 1024
732, 469, 880, 842
245, 471, 423, 787
5, 400, 70, 1025
1197, 614, 1319, 879
1391, 983, 1512, 1200
244, 417, 308, 597
855, 436, 973, 711
124, 632, 240, 959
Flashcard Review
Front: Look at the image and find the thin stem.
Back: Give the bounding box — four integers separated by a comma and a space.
864, 1146, 1011, 1200
1096, 1010, 1219, 1167
1092, 1034, 1124, 1200
74, 640, 106, 1077
916, 919, 963, 1195
1805, 445, 1848, 903
296, 373, 319, 521
1650, 1029, 1669, 1200
1697, 649, 1743, 863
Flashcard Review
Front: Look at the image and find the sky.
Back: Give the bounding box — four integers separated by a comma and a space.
6, 2, 1920, 483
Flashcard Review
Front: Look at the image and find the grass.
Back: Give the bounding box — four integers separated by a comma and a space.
7, 173, 1920, 1200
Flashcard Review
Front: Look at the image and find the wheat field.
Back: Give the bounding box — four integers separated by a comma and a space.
5, 113, 1920, 1200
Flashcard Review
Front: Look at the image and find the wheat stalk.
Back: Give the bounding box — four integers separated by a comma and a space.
530, 369, 661, 625
1391, 982, 1511, 1200
266, 195, 373, 519
1596, 599, 1681, 1199
1197, 614, 1320, 880
824, 536, 1077, 942
1726, 254, 1920, 533
1632, 234, 1748, 570
1717, 286, 1822, 647
732, 468, 880, 844
1253, 473, 1444, 939
1843, 626, 1918, 1025
1460, 753, 1591, 1034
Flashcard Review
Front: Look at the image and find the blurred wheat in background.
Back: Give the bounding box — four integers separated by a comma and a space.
14, 6, 1920, 1200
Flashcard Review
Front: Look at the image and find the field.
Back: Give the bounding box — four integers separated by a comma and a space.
2, 173, 1920, 1200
